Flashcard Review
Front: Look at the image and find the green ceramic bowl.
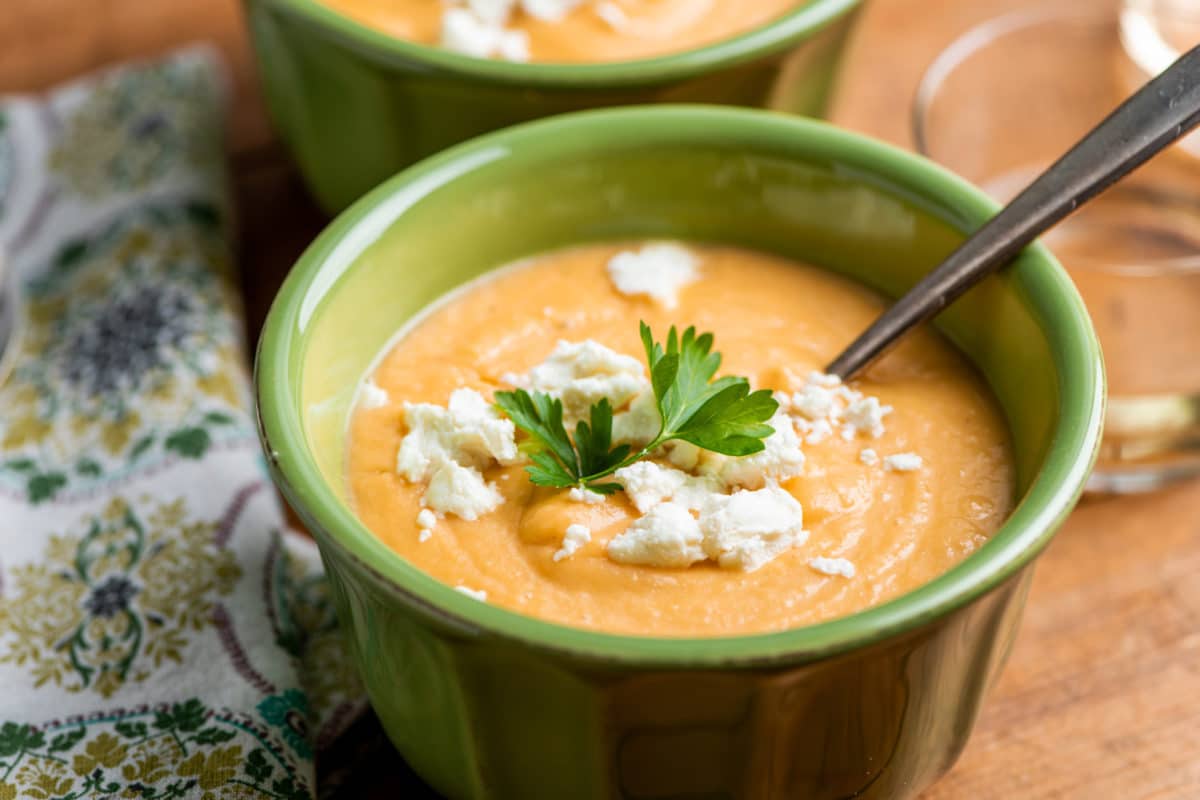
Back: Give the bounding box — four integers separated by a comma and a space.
256, 106, 1103, 799
243, 0, 862, 213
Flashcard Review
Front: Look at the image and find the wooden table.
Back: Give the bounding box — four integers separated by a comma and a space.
5, 1, 1199, 797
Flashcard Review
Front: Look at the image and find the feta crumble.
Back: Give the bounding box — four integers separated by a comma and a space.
465, 0, 515, 25
567, 487, 606, 504
454, 585, 488, 601
594, 0, 628, 29
441, 7, 530, 62
509, 339, 647, 423
791, 382, 837, 420
416, 508, 437, 529
713, 409, 805, 489
611, 390, 661, 446
810, 371, 841, 388
521, 0, 587, 21
359, 379, 390, 409
842, 396, 892, 439
396, 388, 519, 519
606, 242, 700, 309
607, 502, 705, 568
810, 556, 856, 578
610, 461, 808, 572
884, 453, 923, 472
805, 419, 834, 445
419, 529, 433, 543
554, 523, 592, 561
859, 448, 879, 466
700, 484, 808, 571
785, 371, 894, 442
422, 454, 505, 520
614, 461, 717, 513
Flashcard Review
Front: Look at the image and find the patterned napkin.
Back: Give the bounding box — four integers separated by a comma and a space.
0, 47, 364, 799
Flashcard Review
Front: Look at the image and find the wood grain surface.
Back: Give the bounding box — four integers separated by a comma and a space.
4, 1, 1199, 797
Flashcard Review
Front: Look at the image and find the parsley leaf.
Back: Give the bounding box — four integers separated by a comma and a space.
495, 390, 630, 492
496, 322, 778, 491
639, 322, 777, 455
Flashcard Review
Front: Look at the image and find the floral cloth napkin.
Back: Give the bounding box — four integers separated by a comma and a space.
0, 47, 365, 799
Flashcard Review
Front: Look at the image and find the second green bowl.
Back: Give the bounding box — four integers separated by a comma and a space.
244, 0, 862, 213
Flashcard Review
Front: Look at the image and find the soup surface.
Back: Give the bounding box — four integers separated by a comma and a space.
347, 242, 1014, 636
319, 0, 801, 63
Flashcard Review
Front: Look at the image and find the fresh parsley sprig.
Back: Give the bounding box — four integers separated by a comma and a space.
494, 322, 778, 493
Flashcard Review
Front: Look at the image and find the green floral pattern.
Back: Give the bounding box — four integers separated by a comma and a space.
0, 48, 364, 799
0, 699, 311, 800
0, 200, 254, 503
49, 57, 222, 198
0, 496, 241, 697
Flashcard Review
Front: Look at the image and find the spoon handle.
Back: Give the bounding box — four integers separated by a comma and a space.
827, 43, 1200, 380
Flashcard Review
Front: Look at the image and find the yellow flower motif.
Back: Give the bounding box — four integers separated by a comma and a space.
93, 669, 123, 698
2, 416, 50, 448
14, 757, 73, 800
121, 732, 185, 786
71, 732, 128, 776
147, 498, 186, 530
102, 410, 141, 455
0, 496, 239, 695
177, 745, 243, 791
0, 781, 15, 800
197, 370, 237, 405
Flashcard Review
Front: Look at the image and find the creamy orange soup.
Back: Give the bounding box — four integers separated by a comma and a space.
347, 243, 1014, 636
320, 0, 801, 63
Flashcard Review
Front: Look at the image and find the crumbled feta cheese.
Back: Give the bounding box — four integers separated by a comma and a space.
791, 382, 837, 420
466, 0, 515, 25
699, 484, 808, 571
359, 379, 389, 409
423, 454, 505, 520
553, 523, 591, 561
419, 529, 433, 543
494, 29, 531, 61
805, 419, 834, 445
520, 0, 586, 21
399, 388, 519, 473
517, 339, 647, 422
614, 461, 717, 513
606, 242, 700, 309
607, 502, 705, 568
807, 370, 842, 388
567, 487, 606, 504
784, 371, 895, 443
810, 556, 856, 578
884, 453, 923, 472
594, 0, 628, 29
416, 508, 437, 529
614, 461, 683, 512
612, 390, 661, 445
859, 448, 879, 466
441, 8, 530, 62
455, 585, 488, 601
396, 388, 518, 519
843, 396, 892, 439
715, 409, 805, 489
663, 440, 700, 471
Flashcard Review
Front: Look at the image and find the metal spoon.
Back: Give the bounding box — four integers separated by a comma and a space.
826, 43, 1200, 380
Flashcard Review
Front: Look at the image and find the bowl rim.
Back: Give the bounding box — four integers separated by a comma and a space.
252, 0, 861, 88
255, 105, 1104, 667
